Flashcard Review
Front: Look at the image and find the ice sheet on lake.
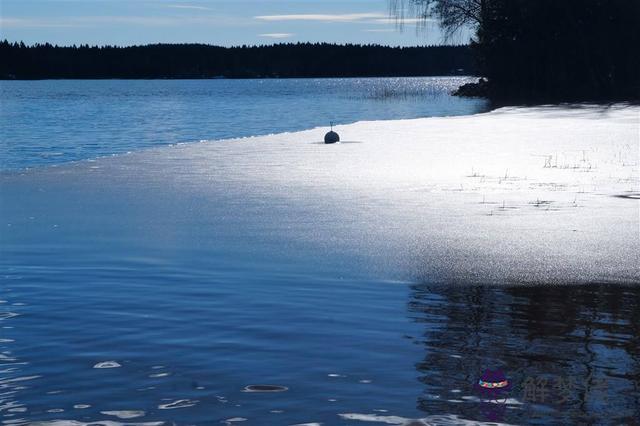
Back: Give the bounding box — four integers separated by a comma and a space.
3, 105, 639, 284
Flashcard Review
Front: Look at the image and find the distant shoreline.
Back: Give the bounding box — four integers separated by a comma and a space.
0, 41, 475, 81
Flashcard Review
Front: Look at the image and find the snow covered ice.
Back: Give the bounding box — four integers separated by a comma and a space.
3, 104, 639, 283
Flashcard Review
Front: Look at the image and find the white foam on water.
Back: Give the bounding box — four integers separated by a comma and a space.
339, 413, 517, 425
101, 411, 145, 419
157, 399, 198, 410
93, 361, 121, 369
28, 421, 163, 426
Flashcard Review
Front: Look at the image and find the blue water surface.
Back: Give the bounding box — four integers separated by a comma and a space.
0, 77, 487, 171
1, 79, 638, 425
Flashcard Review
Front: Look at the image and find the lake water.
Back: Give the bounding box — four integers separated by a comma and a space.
0, 77, 487, 170
1, 79, 639, 425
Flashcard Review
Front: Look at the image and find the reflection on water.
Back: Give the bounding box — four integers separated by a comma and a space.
2, 264, 639, 425
409, 284, 640, 425
0, 282, 30, 424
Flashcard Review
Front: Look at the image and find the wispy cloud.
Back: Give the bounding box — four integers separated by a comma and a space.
259, 33, 294, 39
166, 4, 212, 11
254, 13, 388, 23
253, 13, 431, 26
371, 17, 435, 25
0, 17, 86, 28
0, 15, 227, 28
364, 28, 396, 33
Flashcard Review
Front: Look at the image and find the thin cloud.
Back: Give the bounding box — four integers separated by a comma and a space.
371, 18, 435, 25
166, 4, 212, 11
254, 13, 388, 23
0, 16, 229, 28
0, 17, 82, 28
364, 29, 396, 33
259, 33, 295, 39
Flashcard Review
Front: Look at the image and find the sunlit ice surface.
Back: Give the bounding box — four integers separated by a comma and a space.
0, 104, 639, 424
4, 103, 636, 283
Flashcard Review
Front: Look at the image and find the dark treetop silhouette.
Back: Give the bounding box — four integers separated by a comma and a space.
392, 0, 640, 101
0, 42, 475, 80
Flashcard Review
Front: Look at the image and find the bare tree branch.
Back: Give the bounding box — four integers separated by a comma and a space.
389, 0, 482, 40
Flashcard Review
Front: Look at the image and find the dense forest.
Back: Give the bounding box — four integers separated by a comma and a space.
394, 0, 640, 100
0, 42, 474, 79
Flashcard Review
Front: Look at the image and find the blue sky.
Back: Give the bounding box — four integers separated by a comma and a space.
0, 0, 470, 47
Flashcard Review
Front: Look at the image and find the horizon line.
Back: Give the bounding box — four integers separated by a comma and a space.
1, 39, 471, 49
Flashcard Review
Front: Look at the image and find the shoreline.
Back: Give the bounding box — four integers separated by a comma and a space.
2, 102, 633, 175
0, 76, 487, 172
1, 105, 490, 175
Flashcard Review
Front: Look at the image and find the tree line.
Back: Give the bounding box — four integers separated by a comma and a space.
393, 0, 640, 101
0, 41, 475, 79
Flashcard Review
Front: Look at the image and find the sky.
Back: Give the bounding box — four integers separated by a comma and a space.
0, 0, 471, 47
